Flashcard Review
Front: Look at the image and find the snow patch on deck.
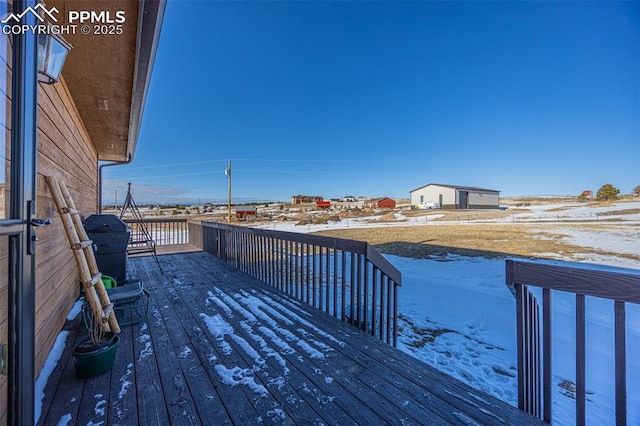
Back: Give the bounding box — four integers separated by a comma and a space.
214, 365, 268, 396
199, 285, 338, 404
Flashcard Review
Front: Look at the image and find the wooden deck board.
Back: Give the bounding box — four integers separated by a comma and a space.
37, 251, 544, 425
158, 257, 342, 425
165, 256, 358, 421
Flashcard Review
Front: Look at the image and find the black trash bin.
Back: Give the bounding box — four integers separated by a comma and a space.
84, 214, 130, 285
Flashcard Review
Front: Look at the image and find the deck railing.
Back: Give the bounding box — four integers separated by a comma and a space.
124, 218, 189, 246
506, 259, 640, 425
189, 221, 402, 346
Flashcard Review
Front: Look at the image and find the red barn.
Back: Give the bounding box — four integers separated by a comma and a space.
363, 197, 396, 209
316, 200, 331, 210
235, 206, 257, 220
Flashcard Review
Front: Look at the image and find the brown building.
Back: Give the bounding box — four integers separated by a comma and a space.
291, 194, 323, 204
0, 1, 165, 422
363, 197, 396, 209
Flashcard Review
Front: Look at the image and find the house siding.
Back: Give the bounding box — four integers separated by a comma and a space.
33, 79, 98, 376
364, 197, 396, 209
410, 185, 456, 208
291, 195, 322, 204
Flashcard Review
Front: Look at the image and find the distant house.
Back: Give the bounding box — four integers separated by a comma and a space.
410, 184, 500, 209
581, 190, 593, 198
235, 206, 257, 220
363, 197, 396, 209
316, 200, 331, 210
291, 195, 323, 204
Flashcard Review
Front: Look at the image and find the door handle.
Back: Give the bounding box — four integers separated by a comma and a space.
26, 200, 51, 255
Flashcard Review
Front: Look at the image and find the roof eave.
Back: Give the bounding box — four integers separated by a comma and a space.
127, 0, 166, 161
410, 183, 501, 194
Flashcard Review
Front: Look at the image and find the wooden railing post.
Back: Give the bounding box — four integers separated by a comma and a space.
509, 279, 541, 417
507, 258, 640, 424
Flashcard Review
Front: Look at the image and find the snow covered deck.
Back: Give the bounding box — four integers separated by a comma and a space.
37, 251, 542, 425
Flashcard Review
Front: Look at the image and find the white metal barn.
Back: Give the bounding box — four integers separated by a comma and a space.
410, 184, 500, 209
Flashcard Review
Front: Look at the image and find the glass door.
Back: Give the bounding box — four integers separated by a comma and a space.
0, 0, 13, 419
1, 0, 39, 424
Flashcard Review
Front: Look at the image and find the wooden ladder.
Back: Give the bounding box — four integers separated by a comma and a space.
46, 176, 120, 334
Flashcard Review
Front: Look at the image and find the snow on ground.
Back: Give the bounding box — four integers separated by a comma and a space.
253, 212, 445, 234
390, 254, 640, 426
548, 226, 640, 257
506, 201, 640, 222
251, 201, 640, 235
393, 255, 518, 402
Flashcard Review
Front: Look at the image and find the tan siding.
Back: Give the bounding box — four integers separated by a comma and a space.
34, 80, 98, 376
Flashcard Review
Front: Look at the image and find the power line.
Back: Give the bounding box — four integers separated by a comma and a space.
234, 169, 347, 174
121, 171, 221, 180
230, 158, 386, 163
107, 167, 357, 180
114, 159, 228, 171
109, 157, 387, 172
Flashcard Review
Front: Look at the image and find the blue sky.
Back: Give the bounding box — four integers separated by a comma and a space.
103, 1, 639, 205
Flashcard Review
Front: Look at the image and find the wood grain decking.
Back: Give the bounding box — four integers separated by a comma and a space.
38, 251, 543, 425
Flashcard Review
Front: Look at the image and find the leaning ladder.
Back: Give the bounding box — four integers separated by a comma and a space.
46, 176, 120, 334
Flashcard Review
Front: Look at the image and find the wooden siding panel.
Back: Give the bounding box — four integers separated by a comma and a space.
39, 82, 96, 172
34, 80, 98, 377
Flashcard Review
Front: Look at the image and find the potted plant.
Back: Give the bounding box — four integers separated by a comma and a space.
72, 313, 120, 379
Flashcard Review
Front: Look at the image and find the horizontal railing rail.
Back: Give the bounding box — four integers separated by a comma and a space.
124, 218, 189, 246
190, 221, 402, 346
506, 259, 640, 425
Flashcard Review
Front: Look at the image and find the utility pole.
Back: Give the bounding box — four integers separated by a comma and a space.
225, 160, 232, 223
115, 189, 118, 211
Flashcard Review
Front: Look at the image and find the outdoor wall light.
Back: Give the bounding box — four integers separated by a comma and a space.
37, 31, 72, 84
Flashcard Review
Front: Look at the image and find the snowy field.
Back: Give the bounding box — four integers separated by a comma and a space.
251, 200, 640, 234
38, 200, 639, 424
255, 200, 640, 424
392, 254, 640, 425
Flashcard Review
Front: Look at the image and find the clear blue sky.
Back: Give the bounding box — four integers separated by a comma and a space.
103, 1, 639, 205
